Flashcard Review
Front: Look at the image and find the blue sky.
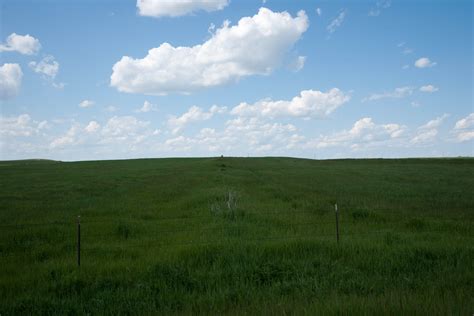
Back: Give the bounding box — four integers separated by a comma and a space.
0, 0, 473, 161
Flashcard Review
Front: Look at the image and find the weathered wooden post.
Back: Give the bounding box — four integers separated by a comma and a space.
335, 204, 339, 244
77, 215, 81, 267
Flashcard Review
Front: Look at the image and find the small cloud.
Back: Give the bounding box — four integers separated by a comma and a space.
79, 100, 94, 108
368, 0, 391, 17
0, 113, 51, 137
368, 10, 380, 17
29, 55, 59, 79
136, 100, 157, 113
85, 121, 100, 133
50, 124, 80, 149
0, 33, 41, 55
363, 86, 414, 102
316, 8, 322, 16
105, 105, 118, 112
397, 41, 413, 55
415, 57, 437, 68
168, 105, 226, 135
420, 113, 449, 130
38, 120, 49, 130
0, 63, 23, 100
402, 64, 409, 70
52, 82, 66, 89
454, 130, 474, 142
29, 55, 65, 88
289, 56, 306, 72
410, 114, 449, 144
306, 117, 405, 150
411, 101, 421, 107
454, 113, 474, 130
410, 129, 438, 144
419, 85, 439, 93
231, 88, 349, 118
452, 113, 474, 142
137, 0, 229, 18
327, 9, 347, 34
207, 23, 216, 35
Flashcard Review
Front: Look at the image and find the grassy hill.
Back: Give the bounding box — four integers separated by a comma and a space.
0, 157, 473, 314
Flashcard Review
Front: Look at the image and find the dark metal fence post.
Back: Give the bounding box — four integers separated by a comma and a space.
77, 215, 81, 267
335, 204, 339, 244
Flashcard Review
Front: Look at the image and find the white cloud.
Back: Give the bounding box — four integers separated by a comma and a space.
362, 86, 414, 102
48, 116, 154, 151
0, 63, 23, 100
168, 105, 226, 134
227, 117, 301, 152
0, 33, 41, 55
50, 124, 81, 149
368, 0, 391, 17
79, 100, 95, 108
289, 55, 306, 72
411, 101, 421, 107
6, 109, 472, 159
415, 57, 436, 68
419, 114, 449, 130
29, 56, 64, 88
101, 116, 152, 145
28, 55, 59, 79
454, 130, 474, 142
52, 82, 66, 89
457, 130, 474, 142
102, 116, 149, 137
210, 104, 227, 114
136, 100, 157, 112
316, 8, 322, 16
38, 121, 49, 130
208, 23, 216, 35
419, 85, 439, 93
327, 9, 347, 34
137, 0, 229, 17
231, 88, 349, 119
410, 129, 438, 144
0, 114, 47, 137
410, 114, 448, 144
85, 121, 101, 133
163, 116, 301, 154
306, 117, 405, 149
105, 105, 118, 112
402, 64, 409, 70
111, 8, 309, 95
397, 42, 413, 55
452, 113, 474, 142
454, 113, 474, 130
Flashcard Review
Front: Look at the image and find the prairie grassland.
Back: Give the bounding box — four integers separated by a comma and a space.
0, 157, 473, 314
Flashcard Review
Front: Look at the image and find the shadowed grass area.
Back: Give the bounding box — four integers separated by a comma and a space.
0, 157, 473, 314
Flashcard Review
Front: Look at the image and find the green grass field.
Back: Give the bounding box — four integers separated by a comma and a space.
0, 157, 473, 314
